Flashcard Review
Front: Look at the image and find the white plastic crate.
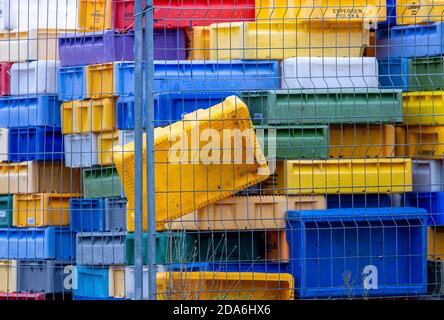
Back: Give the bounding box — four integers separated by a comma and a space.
64, 133, 99, 168
124, 266, 166, 300
281, 57, 379, 89
0, 128, 8, 162
0, 0, 10, 30
10, 61, 60, 95
9, 0, 78, 30
412, 160, 444, 192
118, 130, 135, 146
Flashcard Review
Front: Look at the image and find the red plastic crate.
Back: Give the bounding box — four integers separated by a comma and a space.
0, 292, 46, 300
0, 63, 11, 96
113, 0, 256, 30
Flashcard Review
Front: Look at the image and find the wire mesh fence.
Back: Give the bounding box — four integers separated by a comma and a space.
0, 0, 443, 301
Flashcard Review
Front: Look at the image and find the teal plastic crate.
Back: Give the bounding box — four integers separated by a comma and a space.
0, 195, 13, 227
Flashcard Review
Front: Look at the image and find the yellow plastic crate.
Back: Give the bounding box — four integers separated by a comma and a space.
0, 162, 81, 194
0, 260, 16, 293
255, 0, 386, 23
78, 0, 113, 31
329, 125, 395, 158
209, 21, 369, 60
109, 266, 125, 299
264, 159, 412, 194
403, 91, 444, 125
98, 131, 119, 166
189, 26, 210, 60
13, 193, 80, 227
428, 227, 444, 260
61, 97, 117, 134
396, 126, 444, 158
113, 96, 270, 231
396, 0, 444, 25
164, 195, 326, 230
86, 63, 114, 98
157, 272, 294, 300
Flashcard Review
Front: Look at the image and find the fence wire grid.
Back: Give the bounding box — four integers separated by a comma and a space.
0, 0, 442, 301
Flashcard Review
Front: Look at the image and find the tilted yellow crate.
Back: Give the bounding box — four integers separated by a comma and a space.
403, 91, 444, 125
98, 131, 119, 166
396, 126, 444, 158
164, 195, 326, 230
209, 21, 369, 60
113, 96, 270, 231
329, 125, 396, 158
264, 159, 412, 194
61, 97, 117, 134
255, 0, 387, 23
13, 193, 80, 227
157, 271, 294, 300
396, 0, 444, 25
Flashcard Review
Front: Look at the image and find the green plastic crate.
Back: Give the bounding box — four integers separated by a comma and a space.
0, 195, 13, 227
256, 125, 329, 159
241, 89, 403, 125
82, 166, 124, 198
409, 56, 444, 91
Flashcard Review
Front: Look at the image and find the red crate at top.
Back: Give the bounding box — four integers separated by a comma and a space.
114, 0, 256, 30
0, 63, 11, 96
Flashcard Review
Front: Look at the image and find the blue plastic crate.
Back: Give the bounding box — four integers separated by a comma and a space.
0, 95, 61, 128
72, 296, 126, 300
0, 227, 75, 260
57, 66, 87, 101
376, 22, 444, 59
117, 92, 236, 129
378, 58, 409, 91
74, 266, 109, 298
114, 60, 280, 96
8, 126, 64, 162
376, 0, 396, 29
286, 207, 427, 299
404, 192, 444, 226
70, 198, 106, 232
326, 194, 392, 209
167, 262, 289, 273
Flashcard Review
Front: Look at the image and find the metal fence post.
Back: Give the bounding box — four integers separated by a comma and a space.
144, 0, 157, 301
133, 0, 144, 301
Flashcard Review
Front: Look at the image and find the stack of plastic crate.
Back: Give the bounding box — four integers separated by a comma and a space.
0, 0, 80, 300
376, 0, 444, 296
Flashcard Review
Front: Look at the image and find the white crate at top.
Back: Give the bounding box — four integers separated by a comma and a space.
412, 160, 444, 192
281, 57, 379, 89
8, 0, 79, 30
0, 129, 8, 163
10, 61, 60, 95
0, 0, 9, 30
64, 133, 99, 168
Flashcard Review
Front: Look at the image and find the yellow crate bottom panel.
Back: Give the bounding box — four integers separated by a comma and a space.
13, 193, 80, 227
0, 260, 16, 293
329, 125, 395, 158
396, 126, 444, 159
209, 21, 369, 60
164, 195, 326, 230
263, 159, 412, 194
402, 91, 444, 125
255, 0, 387, 23
156, 271, 294, 300
113, 96, 270, 231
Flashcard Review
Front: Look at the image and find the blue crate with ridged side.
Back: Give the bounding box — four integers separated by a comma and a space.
404, 192, 444, 226
117, 91, 236, 129
8, 126, 64, 162
0, 227, 75, 260
57, 66, 87, 101
286, 207, 427, 299
0, 95, 61, 128
114, 60, 280, 96
378, 58, 409, 91
326, 194, 392, 209
376, 22, 444, 59
74, 266, 109, 298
